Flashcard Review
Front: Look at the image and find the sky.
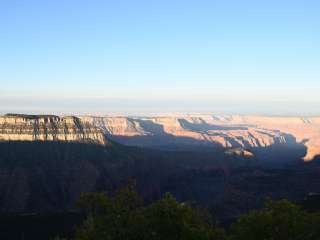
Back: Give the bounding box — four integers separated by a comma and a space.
0, 0, 319, 115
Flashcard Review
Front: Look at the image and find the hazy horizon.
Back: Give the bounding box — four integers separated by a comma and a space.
1, 1, 319, 114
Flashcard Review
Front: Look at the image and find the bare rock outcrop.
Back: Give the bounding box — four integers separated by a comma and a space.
82, 115, 291, 158
0, 114, 107, 145
82, 115, 320, 160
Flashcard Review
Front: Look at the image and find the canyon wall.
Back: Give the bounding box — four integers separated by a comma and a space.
82, 115, 319, 160
0, 114, 107, 145
1, 114, 318, 161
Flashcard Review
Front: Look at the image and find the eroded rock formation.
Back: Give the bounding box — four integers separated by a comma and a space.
0, 114, 107, 145
82, 115, 320, 161
82, 116, 289, 156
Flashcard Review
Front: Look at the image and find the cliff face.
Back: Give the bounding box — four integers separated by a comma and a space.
0, 141, 134, 213
0, 114, 316, 160
223, 116, 320, 161
82, 116, 287, 149
82, 115, 319, 160
0, 114, 107, 145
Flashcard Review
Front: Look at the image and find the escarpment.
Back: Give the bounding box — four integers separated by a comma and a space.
82, 116, 289, 149
0, 114, 107, 145
81, 115, 320, 161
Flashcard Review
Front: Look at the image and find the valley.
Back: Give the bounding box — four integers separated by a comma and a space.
0, 114, 319, 239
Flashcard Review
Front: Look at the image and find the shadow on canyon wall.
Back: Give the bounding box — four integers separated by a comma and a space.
0, 139, 317, 240
251, 133, 307, 166
0, 136, 306, 214
0, 140, 236, 215
108, 118, 223, 150
177, 119, 253, 132
106, 119, 307, 165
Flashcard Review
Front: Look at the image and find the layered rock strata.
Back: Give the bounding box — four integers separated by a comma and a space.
0, 114, 106, 145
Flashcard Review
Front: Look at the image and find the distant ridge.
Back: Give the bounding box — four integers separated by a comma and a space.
82, 114, 319, 161
0, 114, 107, 145
5, 113, 58, 118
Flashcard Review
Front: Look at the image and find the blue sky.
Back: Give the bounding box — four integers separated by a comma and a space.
1, 0, 319, 115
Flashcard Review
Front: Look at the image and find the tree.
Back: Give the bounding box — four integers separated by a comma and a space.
229, 199, 320, 240
75, 186, 225, 240
142, 193, 225, 240
76, 184, 144, 240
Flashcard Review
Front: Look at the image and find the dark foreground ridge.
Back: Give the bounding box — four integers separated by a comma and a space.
0, 140, 317, 214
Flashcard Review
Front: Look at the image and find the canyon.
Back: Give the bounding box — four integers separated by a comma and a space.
0, 113, 318, 161
0, 113, 319, 216
82, 115, 320, 161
